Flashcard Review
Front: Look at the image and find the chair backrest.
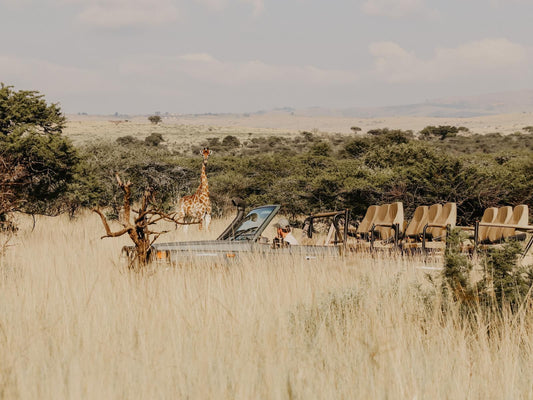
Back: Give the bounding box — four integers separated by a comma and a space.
427, 204, 442, 226
391, 202, 404, 239
502, 204, 529, 239
376, 202, 403, 240
373, 203, 391, 239
487, 206, 512, 242
428, 202, 456, 239
405, 205, 429, 237
390, 202, 404, 226
357, 205, 379, 234
478, 207, 498, 242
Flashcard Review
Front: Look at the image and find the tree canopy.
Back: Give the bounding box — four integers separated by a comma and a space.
0, 83, 66, 135
0, 83, 80, 217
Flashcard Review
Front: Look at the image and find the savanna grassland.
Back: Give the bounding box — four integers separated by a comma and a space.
2, 85, 533, 399
2, 213, 533, 399
0, 99, 532, 399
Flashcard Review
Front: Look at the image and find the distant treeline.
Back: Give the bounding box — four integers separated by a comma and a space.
75, 126, 533, 225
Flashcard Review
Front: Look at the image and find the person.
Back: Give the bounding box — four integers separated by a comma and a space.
273, 218, 299, 245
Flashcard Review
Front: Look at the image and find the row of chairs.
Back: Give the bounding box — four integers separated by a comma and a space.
471, 205, 531, 250
344, 202, 532, 256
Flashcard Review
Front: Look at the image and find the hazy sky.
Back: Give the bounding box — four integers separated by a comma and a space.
1, 0, 533, 114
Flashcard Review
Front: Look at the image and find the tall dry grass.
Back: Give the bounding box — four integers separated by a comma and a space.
1, 212, 533, 399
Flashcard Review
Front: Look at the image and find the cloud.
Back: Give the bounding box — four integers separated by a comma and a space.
0, 55, 118, 97
173, 53, 359, 85
362, 0, 436, 18
74, 0, 179, 28
369, 38, 529, 82
195, 0, 264, 15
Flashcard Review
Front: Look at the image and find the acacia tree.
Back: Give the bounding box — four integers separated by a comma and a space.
93, 174, 197, 269
148, 115, 162, 125
0, 83, 80, 221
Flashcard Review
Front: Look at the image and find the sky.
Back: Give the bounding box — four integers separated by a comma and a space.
1, 0, 533, 115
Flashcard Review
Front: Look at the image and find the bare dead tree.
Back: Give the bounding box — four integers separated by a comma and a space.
93, 173, 197, 269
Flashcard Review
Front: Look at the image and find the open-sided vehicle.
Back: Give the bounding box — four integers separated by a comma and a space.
150, 199, 349, 265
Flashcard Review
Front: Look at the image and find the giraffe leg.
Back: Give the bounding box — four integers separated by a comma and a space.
204, 213, 211, 232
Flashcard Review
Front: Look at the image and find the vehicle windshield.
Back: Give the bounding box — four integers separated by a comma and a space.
231, 206, 278, 241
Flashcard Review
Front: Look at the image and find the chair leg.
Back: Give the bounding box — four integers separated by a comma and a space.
522, 235, 533, 259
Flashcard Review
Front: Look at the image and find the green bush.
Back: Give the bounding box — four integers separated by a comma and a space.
419, 125, 459, 140
222, 135, 240, 148
145, 132, 164, 147
0, 83, 80, 216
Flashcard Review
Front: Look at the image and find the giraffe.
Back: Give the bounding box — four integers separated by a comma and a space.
176, 147, 212, 231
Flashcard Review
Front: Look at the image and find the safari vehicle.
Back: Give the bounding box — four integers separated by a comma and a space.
150, 199, 350, 264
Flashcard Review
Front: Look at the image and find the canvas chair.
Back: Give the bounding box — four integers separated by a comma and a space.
475, 207, 499, 243
401, 205, 429, 253
484, 206, 513, 244
426, 204, 442, 234
346, 204, 389, 251
426, 202, 456, 240
474, 205, 533, 258
404, 205, 429, 241
350, 205, 379, 241
421, 203, 457, 253
369, 204, 390, 239
464, 205, 533, 259
371, 202, 404, 250
502, 205, 529, 241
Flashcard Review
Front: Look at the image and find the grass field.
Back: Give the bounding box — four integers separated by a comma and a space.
63, 111, 533, 147
2, 213, 533, 399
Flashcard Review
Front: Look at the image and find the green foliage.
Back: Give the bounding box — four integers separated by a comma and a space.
300, 131, 314, 141
310, 141, 331, 157
344, 138, 370, 158
144, 132, 164, 147
116, 135, 141, 146
443, 229, 533, 314
442, 228, 474, 303
0, 83, 66, 135
221, 135, 240, 148
77, 141, 191, 213
148, 115, 162, 124
74, 128, 533, 224
419, 125, 459, 140
523, 126, 533, 133
0, 84, 79, 216
479, 241, 533, 310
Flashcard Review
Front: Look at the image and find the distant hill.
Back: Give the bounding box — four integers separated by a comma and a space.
295, 90, 533, 118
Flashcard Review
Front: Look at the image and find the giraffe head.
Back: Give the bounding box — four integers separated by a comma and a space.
201, 147, 211, 164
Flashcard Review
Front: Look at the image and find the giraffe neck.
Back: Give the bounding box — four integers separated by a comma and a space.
195, 161, 209, 194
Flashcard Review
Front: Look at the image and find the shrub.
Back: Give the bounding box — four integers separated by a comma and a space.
222, 135, 240, 148
479, 241, 533, 310
419, 125, 459, 140
310, 141, 331, 157
116, 135, 141, 146
148, 115, 162, 124
145, 132, 164, 147
344, 139, 370, 158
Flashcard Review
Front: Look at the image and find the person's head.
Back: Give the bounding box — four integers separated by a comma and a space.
274, 218, 291, 234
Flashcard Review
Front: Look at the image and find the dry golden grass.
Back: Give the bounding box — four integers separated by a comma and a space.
2, 212, 533, 399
